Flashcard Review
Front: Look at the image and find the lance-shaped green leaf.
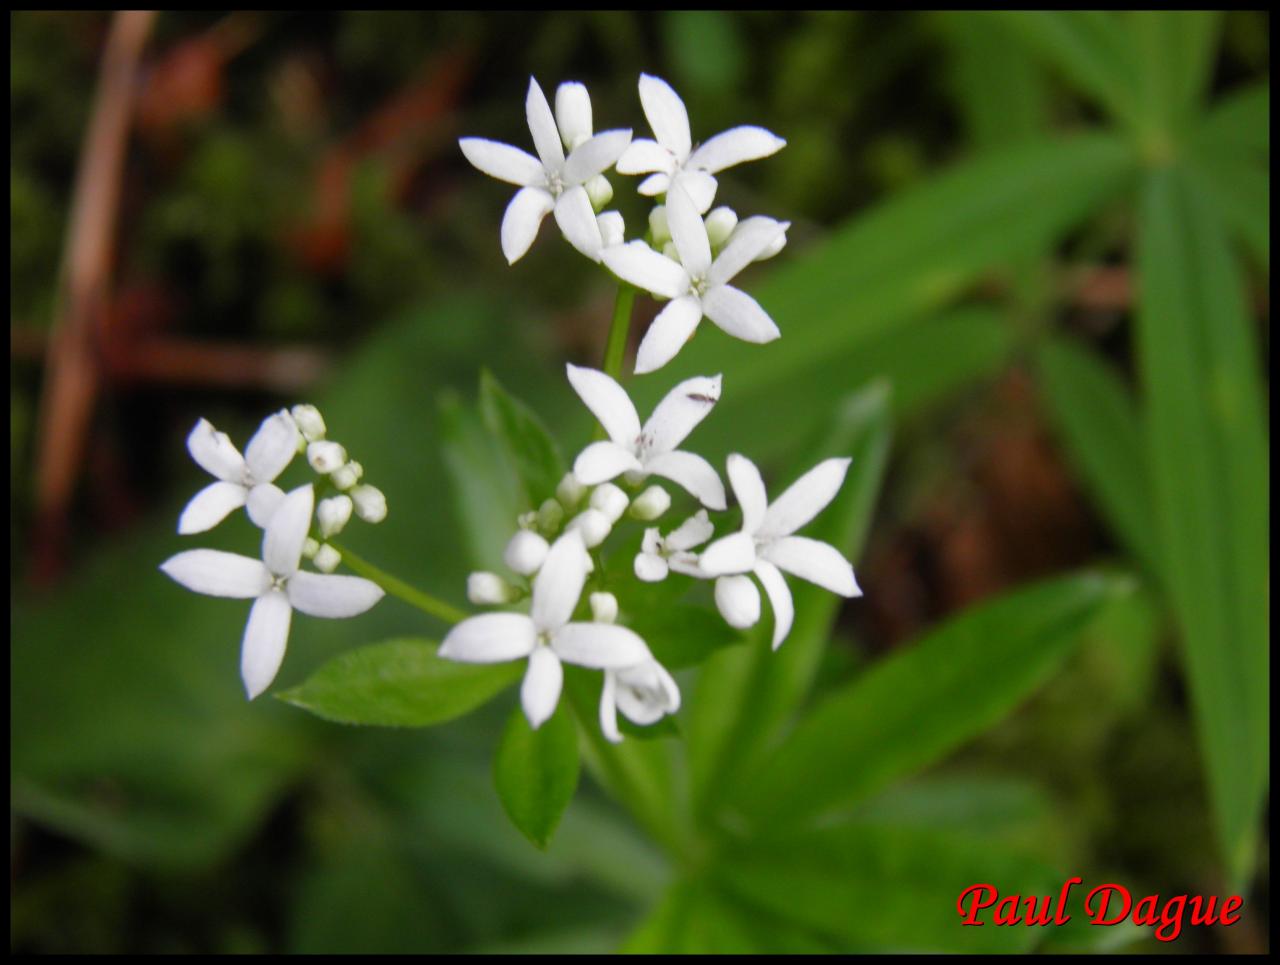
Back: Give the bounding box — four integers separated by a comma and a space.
438, 392, 521, 571
493, 703, 580, 850
689, 383, 891, 821
1135, 167, 1269, 884
1036, 336, 1157, 574
480, 368, 566, 508
1124, 11, 1221, 133
277, 638, 520, 727
731, 571, 1128, 830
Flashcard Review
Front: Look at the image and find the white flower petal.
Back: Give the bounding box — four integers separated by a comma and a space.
573, 440, 643, 485
644, 450, 726, 510
262, 485, 314, 578
666, 509, 714, 551
754, 559, 794, 650
555, 81, 593, 149
701, 284, 781, 344
668, 552, 706, 578
178, 480, 247, 534
243, 410, 299, 484
634, 295, 704, 375
552, 623, 652, 669
672, 170, 718, 214
501, 186, 555, 264
615, 661, 680, 724
459, 137, 543, 186
553, 185, 605, 261
440, 612, 538, 663
599, 671, 622, 743
638, 172, 670, 196
709, 217, 790, 287
525, 77, 564, 169
161, 549, 270, 598
715, 574, 761, 629
600, 241, 690, 300
643, 374, 722, 455
698, 531, 757, 577
597, 210, 625, 247
616, 138, 674, 175
521, 646, 564, 729
187, 418, 246, 482
531, 531, 589, 633
759, 457, 852, 539
564, 129, 633, 184
245, 483, 286, 529
688, 125, 786, 173
288, 571, 385, 617
762, 536, 861, 597
565, 364, 642, 444
241, 589, 292, 699
634, 552, 669, 582
727, 453, 768, 534
638, 74, 691, 159
664, 180, 712, 278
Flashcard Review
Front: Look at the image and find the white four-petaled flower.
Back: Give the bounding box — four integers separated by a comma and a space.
439, 530, 653, 729
599, 659, 681, 744
602, 181, 788, 373
179, 411, 300, 534
634, 509, 714, 582
699, 454, 861, 649
568, 364, 726, 510
161, 485, 385, 698
459, 78, 632, 264
616, 73, 785, 213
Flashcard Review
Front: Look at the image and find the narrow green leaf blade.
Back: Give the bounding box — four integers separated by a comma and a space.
438, 391, 520, 571
479, 368, 566, 508
276, 638, 520, 727
1135, 167, 1269, 883
1125, 11, 1221, 131
733, 571, 1128, 829
493, 703, 580, 850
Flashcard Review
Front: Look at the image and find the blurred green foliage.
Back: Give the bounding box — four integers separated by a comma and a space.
10, 10, 1269, 954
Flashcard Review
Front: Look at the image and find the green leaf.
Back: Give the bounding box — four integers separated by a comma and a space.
479, 368, 566, 508
276, 638, 520, 727
623, 602, 745, 670
1184, 155, 1269, 269
1135, 167, 1269, 884
732, 571, 1128, 830
1196, 81, 1270, 160
716, 823, 1061, 953
493, 703, 580, 850
689, 383, 892, 822
1036, 336, 1158, 573
438, 391, 520, 571
1124, 11, 1221, 133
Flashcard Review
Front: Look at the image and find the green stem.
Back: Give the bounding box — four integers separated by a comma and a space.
602, 282, 636, 381
329, 541, 467, 625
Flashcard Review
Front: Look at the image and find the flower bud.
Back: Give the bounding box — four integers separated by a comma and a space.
504, 529, 549, 576
313, 543, 341, 573
291, 404, 327, 442
351, 484, 387, 523
634, 551, 669, 583
704, 206, 738, 248
307, 440, 347, 474
468, 571, 518, 605
597, 210, 625, 248
317, 495, 353, 538
590, 482, 629, 524
629, 485, 671, 521
556, 472, 586, 510
331, 460, 363, 491
648, 205, 670, 245
715, 574, 761, 629
567, 508, 611, 548
661, 241, 680, 262
589, 591, 618, 624
302, 537, 320, 559
585, 174, 613, 211
536, 498, 564, 535
759, 230, 787, 260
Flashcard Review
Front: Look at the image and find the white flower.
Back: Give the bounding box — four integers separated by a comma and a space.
634, 509, 714, 582
459, 78, 632, 264
601, 181, 788, 373
567, 364, 726, 509
440, 531, 652, 729
161, 485, 384, 698
504, 529, 549, 576
616, 73, 785, 214
699, 454, 861, 649
599, 658, 681, 744
178, 411, 300, 534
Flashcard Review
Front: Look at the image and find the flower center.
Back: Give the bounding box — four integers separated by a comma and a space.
545, 169, 565, 196
690, 276, 708, 297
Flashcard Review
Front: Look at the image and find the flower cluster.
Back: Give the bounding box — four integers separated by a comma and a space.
450, 74, 861, 740
161, 406, 387, 697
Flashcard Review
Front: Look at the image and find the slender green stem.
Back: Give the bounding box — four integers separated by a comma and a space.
329, 541, 467, 625
602, 282, 637, 381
